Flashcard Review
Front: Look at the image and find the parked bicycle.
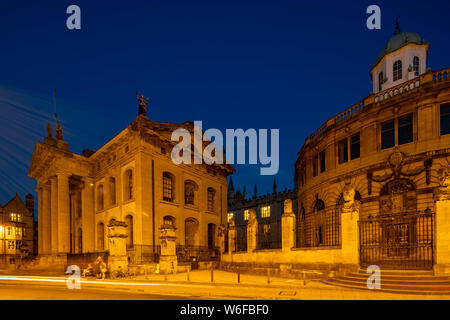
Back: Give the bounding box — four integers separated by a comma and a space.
111, 266, 132, 279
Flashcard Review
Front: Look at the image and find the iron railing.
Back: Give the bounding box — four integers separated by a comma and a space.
127, 245, 160, 264
235, 225, 247, 252
257, 219, 282, 250
296, 208, 341, 248
176, 245, 220, 263
359, 211, 434, 270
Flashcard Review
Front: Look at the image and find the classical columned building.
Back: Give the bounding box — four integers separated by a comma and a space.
29, 98, 234, 264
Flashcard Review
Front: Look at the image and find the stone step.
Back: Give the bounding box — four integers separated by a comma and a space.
357, 269, 434, 276
347, 272, 450, 281
340, 274, 450, 285
326, 277, 450, 292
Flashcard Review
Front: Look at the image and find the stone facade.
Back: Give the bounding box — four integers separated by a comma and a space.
0, 194, 35, 266
28, 99, 234, 268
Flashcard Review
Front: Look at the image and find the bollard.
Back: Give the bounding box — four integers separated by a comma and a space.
267, 268, 271, 285
237, 268, 241, 284
187, 269, 190, 281
211, 266, 214, 283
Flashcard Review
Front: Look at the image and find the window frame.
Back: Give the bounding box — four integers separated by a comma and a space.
393, 60, 403, 82
381, 120, 395, 150
440, 104, 450, 136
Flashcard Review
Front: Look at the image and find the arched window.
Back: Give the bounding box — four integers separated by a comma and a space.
413, 56, 420, 75
184, 180, 197, 205
123, 169, 133, 201
109, 177, 116, 205
97, 184, 104, 211
97, 222, 105, 251
125, 215, 134, 249
163, 172, 175, 202
313, 198, 325, 246
378, 72, 384, 92
207, 187, 215, 212
393, 60, 402, 81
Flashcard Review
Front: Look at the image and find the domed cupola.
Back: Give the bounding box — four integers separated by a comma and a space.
370, 19, 429, 94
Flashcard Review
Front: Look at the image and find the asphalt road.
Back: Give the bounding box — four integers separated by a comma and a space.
0, 282, 194, 300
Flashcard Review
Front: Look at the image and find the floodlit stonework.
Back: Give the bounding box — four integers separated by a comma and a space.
28, 98, 234, 270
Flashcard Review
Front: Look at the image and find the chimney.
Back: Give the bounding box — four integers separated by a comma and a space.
25, 194, 34, 215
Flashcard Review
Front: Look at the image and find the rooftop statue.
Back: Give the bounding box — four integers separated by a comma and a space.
136, 91, 149, 116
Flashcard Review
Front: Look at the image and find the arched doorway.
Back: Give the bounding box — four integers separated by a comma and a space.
185, 218, 198, 247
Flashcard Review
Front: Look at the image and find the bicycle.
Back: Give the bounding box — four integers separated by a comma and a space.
111, 266, 132, 279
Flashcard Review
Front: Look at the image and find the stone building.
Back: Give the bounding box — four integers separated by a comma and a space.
28, 96, 234, 268
0, 193, 35, 266
223, 24, 450, 276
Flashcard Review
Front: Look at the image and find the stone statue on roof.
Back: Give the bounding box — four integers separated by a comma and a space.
136, 91, 149, 116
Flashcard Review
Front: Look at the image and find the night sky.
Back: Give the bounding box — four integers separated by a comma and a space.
1, 1, 449, 217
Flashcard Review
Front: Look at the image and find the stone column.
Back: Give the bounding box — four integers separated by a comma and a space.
339, 185, 360, 269
159, 223, 177, 274
282, 199, 296, 251
37, 187, 43, 255
57, 173, 71, 253
42, 184, 52, 255
228, 218, 236, 253
50, 176, 58, 254
434, 168, 450, 274
246, 209, 258, 252
107, 220, 128, 274
81, 178, 95, 253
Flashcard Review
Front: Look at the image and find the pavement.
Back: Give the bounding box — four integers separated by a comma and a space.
0, 269, 450, 300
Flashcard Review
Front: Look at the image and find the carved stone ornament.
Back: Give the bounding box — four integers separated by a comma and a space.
434, 166, 450, 201
341, 184, 360, 214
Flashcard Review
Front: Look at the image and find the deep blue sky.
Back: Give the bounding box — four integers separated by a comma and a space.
1, 0, 449, 214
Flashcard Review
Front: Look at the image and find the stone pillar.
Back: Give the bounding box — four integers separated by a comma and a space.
228, 218, 236, 253
159, 223, 177, 274
81, 178, 95, 253
37, 187, 43, 255
42, 184, 52, 254
246, 209, 258, 252
282, 199, 296, 251
434, 168, 450, 274
217, 224, 226, 254
57, 173, 71, 253
50, 176, 58, 254
107, 220, 128, 274
340, 185, 360, 269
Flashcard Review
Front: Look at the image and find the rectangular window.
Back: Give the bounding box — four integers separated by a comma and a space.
15, 228, 21, 236
8, 241, 14, 250
244, 210, 250, 221
7, 227, 11, 236
338, 138, 348, 164
227, 213, 234, 223
313, 155, 319, 177
261, 206, 271, 218
319, 151, 326, 173
163, 175, 173, 202
398, 114, 413, 145
441, 104, 450, 136
381, 120, 395, 149
350, 133, 360, 160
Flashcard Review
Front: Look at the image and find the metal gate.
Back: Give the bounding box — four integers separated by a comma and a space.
359, 211, 434, 270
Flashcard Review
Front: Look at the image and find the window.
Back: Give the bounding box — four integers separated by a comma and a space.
393, 60, 402, 81
378, 72, 384, 92
413, 56, 420, 75
97, 223, 105, 251
184, 181, 196, 205
163, 172, 174, 202
227, 212, 234, 223
109, 177, 116, 205
163, 216, 175, 226
7, 227, 11, 236
398, 114, 413, 145
97, 184, 104, 210
15, 227, 21, 236
244, 210, 250, 221
441, 104, 450, 136
15, 241, 22, 249
338, 138, 348, 164
10, 213, 21, 222
124, 169, 133, 201
125, 215, 133, 249
263, 224, 270, 235
261, 206, 271, 218
350, 133, 360, 160
207, 187, 215, 212
8, 241, 14, 250
319, 150, 326, 173
381, 120, 395, 149
313, 155, 319, 177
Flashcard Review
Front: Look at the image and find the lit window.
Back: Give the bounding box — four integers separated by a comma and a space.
263, 224, 270, 235
227, 213, 234, 223
244, 210, 250, 221
7, 227, 11, 236
261, 206, 271, 218
393, 60, 402, 82
8, 241, 14, 250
